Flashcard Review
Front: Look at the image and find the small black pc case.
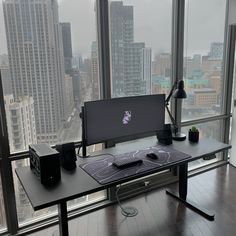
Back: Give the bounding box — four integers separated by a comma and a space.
29, 143, 61, 185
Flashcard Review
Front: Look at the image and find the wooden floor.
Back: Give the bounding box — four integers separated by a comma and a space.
28, 164, 236, 236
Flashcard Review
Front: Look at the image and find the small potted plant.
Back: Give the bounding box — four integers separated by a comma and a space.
188, 126, 199, 142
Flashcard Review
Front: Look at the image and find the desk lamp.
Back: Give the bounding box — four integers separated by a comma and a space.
165, 79, 187, 141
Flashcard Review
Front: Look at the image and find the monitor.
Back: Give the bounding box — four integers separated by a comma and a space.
82, 94, 165, 146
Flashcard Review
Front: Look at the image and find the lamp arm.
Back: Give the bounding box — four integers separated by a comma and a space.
165, 104, 177, 131
165, 80, 177, 105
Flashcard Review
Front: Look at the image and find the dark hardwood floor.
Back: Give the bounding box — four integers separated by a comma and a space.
28, 164, 236, 236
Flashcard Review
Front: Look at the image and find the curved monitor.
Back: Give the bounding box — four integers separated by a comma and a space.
83, 94, 165, 146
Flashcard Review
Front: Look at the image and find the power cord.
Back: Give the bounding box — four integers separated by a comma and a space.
116, 184, 138, 217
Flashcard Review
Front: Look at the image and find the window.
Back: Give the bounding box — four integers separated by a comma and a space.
0, 0, 233, 234
109, 0, 172, 98
182, 120, 224, 170
1, 0, 104, 228
182, 0, 226, 121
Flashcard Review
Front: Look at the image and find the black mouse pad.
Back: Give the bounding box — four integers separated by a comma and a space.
79, 145, 191, 185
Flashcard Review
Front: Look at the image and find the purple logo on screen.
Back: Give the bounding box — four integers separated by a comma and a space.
122, 111, 131, 125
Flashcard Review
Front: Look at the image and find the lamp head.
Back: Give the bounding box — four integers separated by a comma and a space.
173, 80, 187, 99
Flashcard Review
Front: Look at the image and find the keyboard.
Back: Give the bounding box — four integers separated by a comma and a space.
112, 158, 143, 168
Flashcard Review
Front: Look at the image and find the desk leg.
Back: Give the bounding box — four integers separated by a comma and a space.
166, 163, 215, 221
58, 202, 69, 236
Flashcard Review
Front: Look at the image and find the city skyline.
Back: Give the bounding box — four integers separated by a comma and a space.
0, 0, 226, 57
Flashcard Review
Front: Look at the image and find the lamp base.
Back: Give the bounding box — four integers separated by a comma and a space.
172, 132, 186, 141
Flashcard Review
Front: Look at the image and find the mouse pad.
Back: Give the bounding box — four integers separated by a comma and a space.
79, 145, 191, 185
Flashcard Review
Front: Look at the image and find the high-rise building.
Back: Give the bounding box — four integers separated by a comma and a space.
4, 95, 37, 152
0, 64, 12, 95
209, 42, 223, 60
91, 41, 100, 100
185, 54, 201, 79
110, 1, 148, 97
123, 42, 146, 95
64, 74, 74, 118
141, 48, 152, 94
3, 0, 66, 144
152, 53, 171, 77
70, 68, 80, 107
60, 22, 73, 73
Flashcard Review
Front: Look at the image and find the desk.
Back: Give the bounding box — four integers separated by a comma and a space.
16, 138, 231, 236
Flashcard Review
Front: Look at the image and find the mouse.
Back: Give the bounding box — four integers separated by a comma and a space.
146, 152, 159, 159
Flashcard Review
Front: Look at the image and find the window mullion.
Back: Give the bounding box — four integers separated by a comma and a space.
171, 0, 185, 130
0, 71, 19, 234
96, 0, 111, 99
222, 24, 236, 145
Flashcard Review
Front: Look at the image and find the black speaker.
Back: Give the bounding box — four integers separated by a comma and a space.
156, 124, 173, 145
29, 144, 61, 185
56, 142, 77, 170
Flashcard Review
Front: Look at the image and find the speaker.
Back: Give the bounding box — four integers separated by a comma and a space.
56, 142, 77, 170
29, 144, 61, 185
156, 124, 172, 145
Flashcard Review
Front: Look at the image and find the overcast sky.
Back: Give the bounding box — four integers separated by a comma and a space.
0, 0, 226, 58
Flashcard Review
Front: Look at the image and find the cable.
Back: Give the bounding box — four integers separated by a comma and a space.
116, 184, 138, 217
77, 153, 116, 159
77, 145, 82, 155
89, 153, 115, 158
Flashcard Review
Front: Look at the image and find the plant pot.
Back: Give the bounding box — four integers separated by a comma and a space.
188, 130, 199, 143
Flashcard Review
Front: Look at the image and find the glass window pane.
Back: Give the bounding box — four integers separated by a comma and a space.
182, 0, 226, 121
109, 0, 172, 98
1, 0, 99, 153
0, 0, 105, 226
0, 173, 7, 232
182, 120, 223, 170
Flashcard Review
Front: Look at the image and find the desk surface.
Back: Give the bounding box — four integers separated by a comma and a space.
16, 137, 231, 211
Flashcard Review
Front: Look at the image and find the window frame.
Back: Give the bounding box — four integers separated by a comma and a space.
0, 0, 234, 234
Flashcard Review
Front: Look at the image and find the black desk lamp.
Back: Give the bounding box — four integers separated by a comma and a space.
165, 80, 187, 141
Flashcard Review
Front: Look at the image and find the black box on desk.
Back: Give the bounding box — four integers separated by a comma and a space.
29, 143, 61, 185
55, 142, 77, 170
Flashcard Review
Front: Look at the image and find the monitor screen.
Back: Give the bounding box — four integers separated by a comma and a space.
83, 94, 165, 145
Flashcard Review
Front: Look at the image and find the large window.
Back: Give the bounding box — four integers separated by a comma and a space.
0, 0, 233, 234
109, 0, 172, 98
1, 0, 100, 153
1, 0, 105, 228
182, 0, 226, 121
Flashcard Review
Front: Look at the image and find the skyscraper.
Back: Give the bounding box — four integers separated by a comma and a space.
3, 0, 66, 144
110, 1, 149, 97
4, 95, 37, 152
141, 48, 152, 94
91, 41, 99, 100
209, 42, 223, 60
152, 53, 171, 77
60, 22, 73, 73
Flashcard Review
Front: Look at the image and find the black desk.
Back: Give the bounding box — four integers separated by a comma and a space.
16, 138, 231, 236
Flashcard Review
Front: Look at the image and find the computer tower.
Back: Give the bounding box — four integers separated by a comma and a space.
29, 143, 61, 185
